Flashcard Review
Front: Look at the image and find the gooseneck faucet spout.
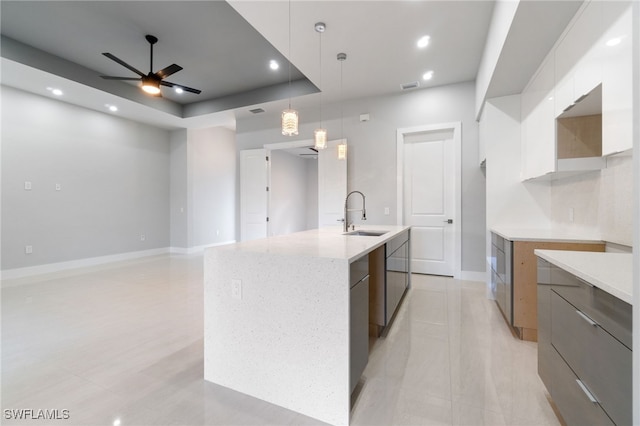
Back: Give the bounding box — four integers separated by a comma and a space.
343, 191, 366, 232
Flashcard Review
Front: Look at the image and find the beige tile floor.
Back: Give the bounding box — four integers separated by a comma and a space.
1, 254, 560, 426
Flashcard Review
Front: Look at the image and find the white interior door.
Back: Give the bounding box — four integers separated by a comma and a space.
400, 127, 458, 276
240, 149, 268, 241
318, 139, 347, 227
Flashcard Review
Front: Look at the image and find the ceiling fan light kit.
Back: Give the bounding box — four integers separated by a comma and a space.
100, 34, 201, 96
141, 76, 161, 95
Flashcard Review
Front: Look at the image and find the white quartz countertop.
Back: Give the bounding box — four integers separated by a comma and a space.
534, 250, 633, 305
491, 226, 602, 243
211, 225, 410, 262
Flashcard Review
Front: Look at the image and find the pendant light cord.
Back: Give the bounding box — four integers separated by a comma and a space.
340, 56, 344, 140
319, 29, 323, 126
288, 0, 292, 110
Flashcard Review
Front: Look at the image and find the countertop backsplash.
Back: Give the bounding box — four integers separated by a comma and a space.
550, 154, 632, 247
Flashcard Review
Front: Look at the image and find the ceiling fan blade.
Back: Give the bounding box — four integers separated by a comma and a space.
100, 76, 141, 81
102, 53, 145, 77
160, 81, 202, 94
156, 64, 182, 79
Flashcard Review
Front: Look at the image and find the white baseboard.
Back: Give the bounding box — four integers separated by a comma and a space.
458, 270, 487, 282
170, 240, 236, 255
2, 240, 240, 282
1, 247, 170, 282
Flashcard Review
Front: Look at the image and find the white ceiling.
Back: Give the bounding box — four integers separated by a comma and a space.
0, 1, 582, 131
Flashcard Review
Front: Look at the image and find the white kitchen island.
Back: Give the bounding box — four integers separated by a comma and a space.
204, 225, 410, 425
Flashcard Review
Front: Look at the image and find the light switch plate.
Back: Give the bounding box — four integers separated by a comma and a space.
24, 181, 32, 190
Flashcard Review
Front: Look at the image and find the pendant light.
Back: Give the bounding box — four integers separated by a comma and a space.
337, 52, 347, 160
282, 0, 299, 136
313, 22, 327, 150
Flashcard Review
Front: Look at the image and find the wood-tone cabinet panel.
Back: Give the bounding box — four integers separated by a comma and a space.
511, 241, 605, 338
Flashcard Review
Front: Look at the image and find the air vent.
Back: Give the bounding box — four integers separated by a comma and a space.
249, 108, 265, 114
400, 81, 420, 91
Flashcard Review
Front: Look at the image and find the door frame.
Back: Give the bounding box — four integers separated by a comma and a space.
396, 122, 462, 278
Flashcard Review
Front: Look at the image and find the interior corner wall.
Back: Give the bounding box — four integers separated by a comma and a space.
269, 150, 309, 236
236, 81, 486, 273
186, 127, 236, 248
483, 95, 551, 231
170, 129, 188, 249
0, 86, 170, 270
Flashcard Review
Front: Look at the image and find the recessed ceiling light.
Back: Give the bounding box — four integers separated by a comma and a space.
417, 35, 430, 48
105, 104, 118, 112
46, 87, 63, 96
175, 87, 184, 94
422, 70, 434, 80
269, 60, 279, 70
606, 37, 621, 47
113, 419, 121, 426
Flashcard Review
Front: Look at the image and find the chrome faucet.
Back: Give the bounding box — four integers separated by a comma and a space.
343, 191, 366, 232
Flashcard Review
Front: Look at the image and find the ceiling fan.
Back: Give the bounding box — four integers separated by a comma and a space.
100, 34, 201, 96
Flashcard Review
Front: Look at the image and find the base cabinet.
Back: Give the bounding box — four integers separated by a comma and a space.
369, 230, 410, 335
491, 233, 604, 341
537, 258, 632, 425
350, 256, 370, 393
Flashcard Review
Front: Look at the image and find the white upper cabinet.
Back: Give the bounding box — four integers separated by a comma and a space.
601, 3, 633, 156
521, 56, 555, 180
554, 1, 603, 118
520, 0, 632, 181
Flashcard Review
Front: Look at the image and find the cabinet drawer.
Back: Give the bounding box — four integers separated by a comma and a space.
350, 255, 369, 287
550, 348, 614, 426
386, 231, 409, 257
551, 267, 632, 349
491, 232, 504, 251
551, 291, 632, 426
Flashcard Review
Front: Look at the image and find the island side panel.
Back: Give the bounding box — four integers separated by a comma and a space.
204, 248, 351, 426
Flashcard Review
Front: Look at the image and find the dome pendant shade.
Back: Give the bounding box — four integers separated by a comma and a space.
281, 109, 299, 136
314, 128, 327, 149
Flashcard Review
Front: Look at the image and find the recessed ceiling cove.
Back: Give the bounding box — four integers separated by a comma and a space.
0, 1, 318, 119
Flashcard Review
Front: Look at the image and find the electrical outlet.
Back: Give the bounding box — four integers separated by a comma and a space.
55, 183, 61, 191
384, 207, 390, 215
24, 181, 32, 190
231, 279, 242, 300
140, 234, 146, 241
25, 245, 33, 254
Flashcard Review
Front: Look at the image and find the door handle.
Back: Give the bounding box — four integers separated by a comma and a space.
443, 219, 453, 224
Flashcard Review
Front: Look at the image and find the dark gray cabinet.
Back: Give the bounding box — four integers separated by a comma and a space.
491, 233, 512, 325
537, 258, 632, 426
385, 230, 410, 325
350, 255, 369, 393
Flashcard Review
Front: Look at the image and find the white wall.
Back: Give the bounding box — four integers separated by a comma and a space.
269, 150, 309, 236
1, 86, 170, 270
475, 0, 520, 117
170, 129, 188, 249
236, 81, 486, 273
186, 127, 236, 248
306, 160, 318, 229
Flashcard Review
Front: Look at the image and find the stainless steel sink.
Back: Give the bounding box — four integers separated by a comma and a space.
344, 230, 388, 237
